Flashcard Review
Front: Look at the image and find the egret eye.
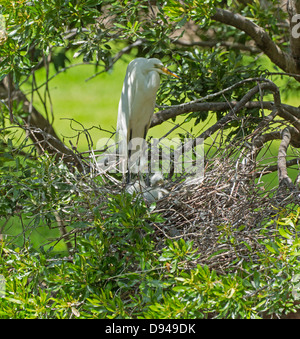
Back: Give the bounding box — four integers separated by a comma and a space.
154, 63, 179, 78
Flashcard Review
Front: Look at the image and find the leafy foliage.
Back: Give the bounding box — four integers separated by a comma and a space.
1, 135, 300, 318
1, 207, 300, 318
0, 0, 100, 81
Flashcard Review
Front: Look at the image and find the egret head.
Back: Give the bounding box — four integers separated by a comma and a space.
148, 58, 180, 79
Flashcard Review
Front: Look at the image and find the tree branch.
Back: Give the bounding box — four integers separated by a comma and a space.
278, 127, 295, 189
279, 108, 300, 133
255, 157, 300, 178
174, 39, 260, 54
198, 83, 278, 140
211, 8, 300, 77
171, 81, 285, 164
1, 79, 85, 171
152, 100, 300, 133
151, 77, 291, 128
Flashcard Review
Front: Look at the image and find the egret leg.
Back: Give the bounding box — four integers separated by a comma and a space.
142, 125, 150, 185
126, 170, 131, 184
128, 129, 133, 161
127, 129, 133, 184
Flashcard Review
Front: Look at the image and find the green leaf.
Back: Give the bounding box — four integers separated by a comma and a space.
5, 297, 22, 305
278, 228, 292, 239
265, 243, 278, 254
208, 248, 228, 259
253, 271, 260, 289
70, 221, 89, 228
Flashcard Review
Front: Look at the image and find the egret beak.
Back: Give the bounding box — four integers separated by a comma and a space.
157, 65, 180, 79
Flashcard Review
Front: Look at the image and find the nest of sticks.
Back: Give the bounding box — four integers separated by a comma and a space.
37, 121, 300, 272
79, 124, 300, 273
135, 150, 299, 273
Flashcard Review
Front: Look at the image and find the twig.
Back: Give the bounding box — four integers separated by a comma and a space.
85, 39, 144, 82
278, 128, 294, 189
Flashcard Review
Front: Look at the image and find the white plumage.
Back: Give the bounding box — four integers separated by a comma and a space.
116, 58, 179, 174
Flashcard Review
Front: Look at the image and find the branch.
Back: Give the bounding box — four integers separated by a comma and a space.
255, 157, 300, 178
211, 8, 300, 77
171, 81, 285, 164
174, 39, 260, 54
23, 125, 87, 172
199, 83, 278, 140
152, 101, 300, 128
248, 130, 281, 172
278, 128, 295, 189
253, 131, 282, 151
1, 79, 86, 171
246, 126, 300, 181
151, 77, 286, 127
279, 108, 300, 133
154, 101, 296, 130
282, 103, 300, 119
85, 39, 144, 82
152, 101, 250, 127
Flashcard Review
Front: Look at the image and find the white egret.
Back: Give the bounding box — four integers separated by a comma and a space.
116, 57, 179, 176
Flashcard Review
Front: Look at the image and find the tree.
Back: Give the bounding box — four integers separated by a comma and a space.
0, 0, 299, 185
1, 0, 300, 319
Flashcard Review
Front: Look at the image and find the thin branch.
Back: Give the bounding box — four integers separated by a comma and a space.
248, 129, 282, 170
85, 39, 144, 82
151, 78, 277, 127
266, 71, 300, 79
174, 39, 260, 53
172, 81, 283, 160
278, 127, 295, 188
23, 62, 101, 95
255, 157, 300, 178
279, 108, 300, 132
